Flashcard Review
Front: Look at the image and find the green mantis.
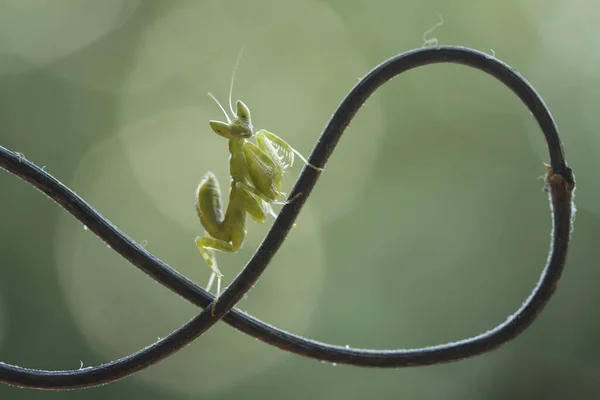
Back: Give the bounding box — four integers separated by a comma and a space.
195, 69, 322, 296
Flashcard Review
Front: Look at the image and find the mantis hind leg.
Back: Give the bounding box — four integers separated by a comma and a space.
197, 245, 220, 294
195, 234, 244, 296
195, 236, 226, 295
195, 172, 238, 295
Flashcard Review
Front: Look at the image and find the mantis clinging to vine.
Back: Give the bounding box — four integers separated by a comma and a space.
195, 60, 323, 296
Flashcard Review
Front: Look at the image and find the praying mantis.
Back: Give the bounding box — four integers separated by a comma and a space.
195, 62, 322, 296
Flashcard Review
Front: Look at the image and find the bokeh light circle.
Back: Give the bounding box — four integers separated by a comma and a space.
0, 0, 140, 75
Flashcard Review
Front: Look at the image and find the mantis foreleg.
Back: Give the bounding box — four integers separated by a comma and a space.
256, 130, 324, 171
242, 141, 286, 202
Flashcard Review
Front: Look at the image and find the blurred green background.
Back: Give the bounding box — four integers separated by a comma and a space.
1, 0, 600, 398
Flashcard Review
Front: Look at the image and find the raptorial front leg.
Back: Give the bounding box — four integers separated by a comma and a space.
236, 181, 287, 205
236, 181, 302, 206
242, 141, 285, 201
235, 184, 271, 223
256, 129, 325, 171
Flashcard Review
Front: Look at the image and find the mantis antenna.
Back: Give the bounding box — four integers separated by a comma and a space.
207, 46, 246, 124
207, 92, 231, 123
228, 46, 245, 117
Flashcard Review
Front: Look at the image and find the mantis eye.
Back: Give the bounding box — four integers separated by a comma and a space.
209, 120, 233, 138
236, 101, 251, 123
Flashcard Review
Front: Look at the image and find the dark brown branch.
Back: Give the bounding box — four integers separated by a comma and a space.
0, 46, 575, 390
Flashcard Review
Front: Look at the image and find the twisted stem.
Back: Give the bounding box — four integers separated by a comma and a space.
0, 46, 575, 390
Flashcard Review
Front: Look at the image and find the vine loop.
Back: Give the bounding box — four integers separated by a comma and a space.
0, 46, 575, 390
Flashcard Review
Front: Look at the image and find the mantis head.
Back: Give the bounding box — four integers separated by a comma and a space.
208, 98, 253, 140
208, 49, 254, 140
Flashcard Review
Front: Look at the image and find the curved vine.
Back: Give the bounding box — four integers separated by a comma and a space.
0, 46, 575, 390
